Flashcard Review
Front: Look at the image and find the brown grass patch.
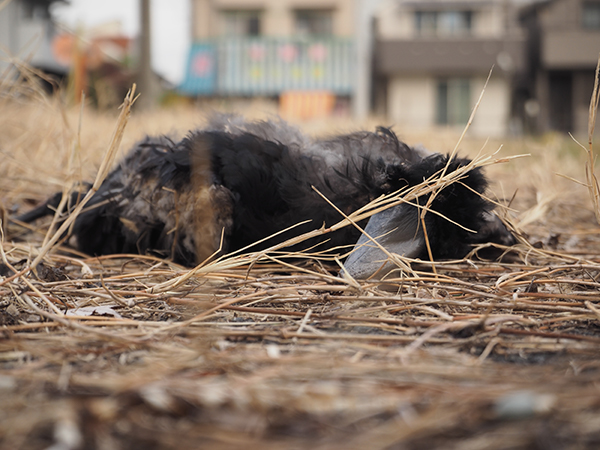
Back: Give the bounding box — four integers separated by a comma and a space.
2, 76, 600, 449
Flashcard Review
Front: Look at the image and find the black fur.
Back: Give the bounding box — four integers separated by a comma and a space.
73, 136, 198, 262
17, 118, 513, 270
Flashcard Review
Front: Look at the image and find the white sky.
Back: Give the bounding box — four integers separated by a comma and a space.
51, 0, 191, 85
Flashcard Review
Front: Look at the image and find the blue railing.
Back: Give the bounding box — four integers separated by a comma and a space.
179, 37, 355, 96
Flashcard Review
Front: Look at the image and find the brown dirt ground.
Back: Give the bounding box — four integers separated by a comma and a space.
2, 84, 600, 450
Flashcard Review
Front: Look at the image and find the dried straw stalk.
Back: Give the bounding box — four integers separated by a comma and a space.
28, 85, 137, 270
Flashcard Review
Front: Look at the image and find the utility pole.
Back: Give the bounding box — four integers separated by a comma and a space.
138, 0, 154, 109
353, 0, 375, 121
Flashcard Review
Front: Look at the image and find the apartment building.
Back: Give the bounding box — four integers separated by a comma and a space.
374, 0, 527, 136
180, 0, 356, 117
520, 0, 600, 136
181, 0, 598, 134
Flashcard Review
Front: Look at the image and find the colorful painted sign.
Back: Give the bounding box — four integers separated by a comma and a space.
179, 38, 354, 96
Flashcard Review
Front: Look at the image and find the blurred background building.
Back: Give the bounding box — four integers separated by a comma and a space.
1, 0, 599, 136
0, 0, 140, 106
0, 0, 68, 88
179, 0, 356, 119
374, 0, 527, 136
520, 0, 600, 135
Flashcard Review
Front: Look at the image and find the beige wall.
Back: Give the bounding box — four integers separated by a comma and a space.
539, 0, 581, 28
377, 1, 413, 39
543, 31, 600, 68
387, 74, 511, 137
473, 3, 505, 38
377, 0, 513, 40
470, 76, 511, 137
191, 0, 355, 39
388, 76, 436, 130
192, 0, 215, 39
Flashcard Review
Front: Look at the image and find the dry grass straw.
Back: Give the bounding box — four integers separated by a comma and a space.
572, 54, 600, 223
2, 70, 600, 449
30, 86, 137, 270
586, 56, 600, 222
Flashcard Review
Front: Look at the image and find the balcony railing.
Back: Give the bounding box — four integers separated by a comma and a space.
179, 37, 355, 96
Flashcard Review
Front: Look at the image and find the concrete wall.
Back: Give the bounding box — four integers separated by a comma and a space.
388, 75, 436, 129
377, 0, 511, 40
0, 1, 65, 74
471, 75, 511, 137
539, 0, 581, 28
191, 0, 355, 39
572, 70, 597, 136
387, 74, 511, 137
525, 0, 600, 135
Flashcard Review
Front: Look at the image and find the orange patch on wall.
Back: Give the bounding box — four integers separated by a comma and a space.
279, 91, 335, 121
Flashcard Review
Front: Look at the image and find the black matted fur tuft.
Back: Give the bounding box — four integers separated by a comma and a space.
387, 154, 490, 260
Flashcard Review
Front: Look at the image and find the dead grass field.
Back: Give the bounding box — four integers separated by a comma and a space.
2, 82, 600, 450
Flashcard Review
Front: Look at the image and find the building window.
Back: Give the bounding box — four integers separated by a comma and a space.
22, 0, 51, 19
221, 10, 262, 37
436, 78, 471, 126
415, 10, 473, 37
582, 2, 600, 29
295, 9, 333, 37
